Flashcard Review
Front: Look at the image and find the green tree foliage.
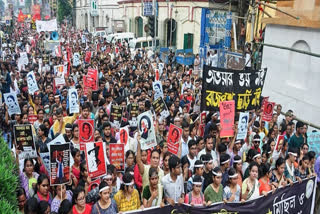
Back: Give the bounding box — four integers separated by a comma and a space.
0, 136, 19, 213
57, 0, 72, 23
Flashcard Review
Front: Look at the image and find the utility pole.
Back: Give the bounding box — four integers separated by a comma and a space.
250, 0, 256, 44
152, 0, 157, 51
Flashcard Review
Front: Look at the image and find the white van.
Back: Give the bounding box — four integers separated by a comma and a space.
129, 36, 160, 50
94, 31, 107, 38
106, 32, 135, 44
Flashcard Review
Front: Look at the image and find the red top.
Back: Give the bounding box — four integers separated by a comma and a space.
134, 164, 142, 192
259, 177, 271, 195
72, 204, 92, 214
72, 165, 81, 180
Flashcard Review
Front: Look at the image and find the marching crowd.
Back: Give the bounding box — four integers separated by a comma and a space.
0, 23, 319, 214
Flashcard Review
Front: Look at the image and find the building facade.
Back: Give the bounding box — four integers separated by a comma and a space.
118, 0, 238, 52
261, 0, 320, 126
74, 0, 124, 33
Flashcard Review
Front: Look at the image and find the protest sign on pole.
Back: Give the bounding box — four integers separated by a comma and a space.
68, 88, 79, 113
220, 100, 235, 137
153, 81, 163, 100
128, 103, 139, 127
4, 93, 21, 116
85, 51, 91, 63
110, 105, 122, 129
79, 119, 94, 150
20, 52, 29, 65
137, 111, 157, 150
83, 68, 98, 95
109, 143, 125, 172
119, 126, 129, 145
167, 124, 182, 155
152, 97, 169, 121
262, 101, 275, 122
49, 143, 71, 185
201, 65, 267, 111
85, 141, 107, 179
36, 19, 58, 32
275, 135, 284, 151
307, 132, 320, 157
27, 71, 39, 94
14, 124, 37, 159
200, 112, 206, 125
73, 52, 80, 66
237, 112, 249, 140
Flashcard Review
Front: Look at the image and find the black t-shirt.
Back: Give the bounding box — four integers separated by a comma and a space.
202, 170, 213, 193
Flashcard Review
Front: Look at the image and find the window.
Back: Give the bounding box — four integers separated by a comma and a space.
149, 41, 152, 46
143, 41, 148, 47
136, 42, 141, 49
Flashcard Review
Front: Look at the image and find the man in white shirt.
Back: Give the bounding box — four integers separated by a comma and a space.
197, 135, 218, 167
162, 155, 184, 205
211, 50, 218, 67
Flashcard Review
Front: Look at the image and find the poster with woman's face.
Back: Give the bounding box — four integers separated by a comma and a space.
85, 141, 106, 179
79, 119, 94, 143
167, 124, 182, 155
4, 92, 21, 116
262, 101, 275, 122
137, 110, 157, 150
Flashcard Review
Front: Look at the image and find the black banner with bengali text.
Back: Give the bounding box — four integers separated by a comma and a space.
125, 177, 316, 214
201, 65, 267, 111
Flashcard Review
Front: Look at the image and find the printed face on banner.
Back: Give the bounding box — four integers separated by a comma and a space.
85, 141, 106, 178
153, 81, 163, 100
4, 93, 21, 116
167, 124, 182, 155
109, 143, 125, 172
27, 71, 39, 94
79, 119, 94, 143
137, 111, 157, 150
237, 112, 249, 140
200, 112, 206, 124
73, 52, 80, 66
220, 100, 235, 137
275, 135, 284, 151
49, 143, 70, 185
262, 101, 275, 122
119, 126, 129, 145
68, 88, 79, 114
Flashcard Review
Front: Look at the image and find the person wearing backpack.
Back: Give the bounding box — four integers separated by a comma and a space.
184, 175, 206, 206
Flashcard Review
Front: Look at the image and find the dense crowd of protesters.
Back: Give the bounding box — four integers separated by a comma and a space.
0, 23, 319, 214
